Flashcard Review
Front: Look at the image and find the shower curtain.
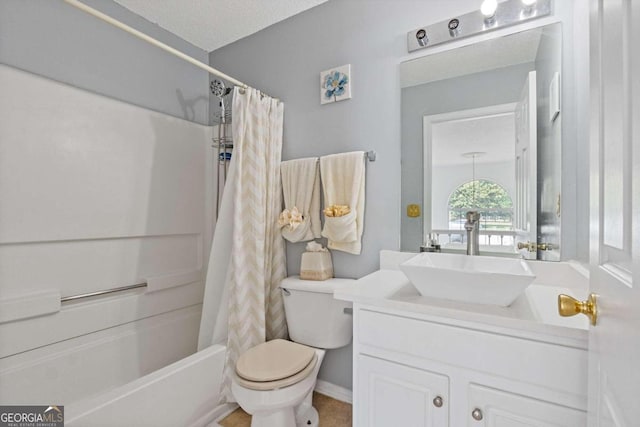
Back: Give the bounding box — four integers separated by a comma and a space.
198, 87, 288, 402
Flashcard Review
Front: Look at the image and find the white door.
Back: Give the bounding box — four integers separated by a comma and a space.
587, 0, 640, 425
514, 71, 538, 260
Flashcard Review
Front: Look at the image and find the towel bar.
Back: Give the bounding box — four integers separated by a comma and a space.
315, 151, 376, 162
61, 282, 147, 303
365, 150, 376, 162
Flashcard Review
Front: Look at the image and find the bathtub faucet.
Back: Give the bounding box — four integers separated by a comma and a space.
464, 211, 481, 256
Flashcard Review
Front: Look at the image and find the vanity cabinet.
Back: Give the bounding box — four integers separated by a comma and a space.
353, 306, 587, 427
357, 354, 449, 426
468, 385, 585, 426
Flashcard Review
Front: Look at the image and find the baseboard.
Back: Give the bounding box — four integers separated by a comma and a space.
314, 379, 352, 404
193, 403, 238, 427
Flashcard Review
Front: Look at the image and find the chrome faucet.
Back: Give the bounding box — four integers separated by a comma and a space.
464, 211, 481, 256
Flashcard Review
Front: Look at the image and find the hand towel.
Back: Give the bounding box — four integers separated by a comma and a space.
320, 151, 366, 254
279, 157, 321, 242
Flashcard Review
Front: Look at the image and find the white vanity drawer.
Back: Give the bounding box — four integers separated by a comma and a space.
357, 309, 587, 400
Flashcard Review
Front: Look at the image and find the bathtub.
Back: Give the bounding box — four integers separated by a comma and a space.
66, 344, 233, 427
1, 303, 232, 427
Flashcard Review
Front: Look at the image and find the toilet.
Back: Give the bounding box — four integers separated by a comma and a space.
231, 276, 354, 427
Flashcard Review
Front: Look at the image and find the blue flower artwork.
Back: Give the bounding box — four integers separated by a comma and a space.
324, 71, 348, 99
320, 64, 352, 104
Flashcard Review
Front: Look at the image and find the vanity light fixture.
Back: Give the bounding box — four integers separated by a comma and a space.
521, 0, 537, 16
480, 0, 498, 18
448, 19, 460, 37
481, 0, 498, 27
416, 29, 428, 46
407, 0, 551, 52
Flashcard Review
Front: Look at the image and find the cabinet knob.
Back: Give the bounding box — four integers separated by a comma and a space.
432, 396, 443, 408
471, 408, 483, 421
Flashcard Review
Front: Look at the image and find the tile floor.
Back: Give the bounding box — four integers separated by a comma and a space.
218, 392, 352, 426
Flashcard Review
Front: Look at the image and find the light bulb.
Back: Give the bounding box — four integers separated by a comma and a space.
481, 0, 498, 18
522, 0, 537, 5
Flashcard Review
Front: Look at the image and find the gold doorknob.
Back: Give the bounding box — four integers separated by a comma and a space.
558, 293, 598, 326
517, 241, 536, 252
517, 242, 554, 252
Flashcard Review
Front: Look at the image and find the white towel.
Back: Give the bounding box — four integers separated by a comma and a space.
320, 151, 366, 254
280, 157, 322, 242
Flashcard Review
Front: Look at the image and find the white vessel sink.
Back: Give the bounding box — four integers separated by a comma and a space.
399, 252, 536, 306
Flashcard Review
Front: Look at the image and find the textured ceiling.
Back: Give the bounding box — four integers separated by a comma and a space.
432, 113, 516, 167
113, 0, 328, 52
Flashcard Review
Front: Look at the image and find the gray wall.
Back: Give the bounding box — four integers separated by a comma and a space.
208, 0, 548, 392
0, 0, 589, 395
401, 62, 536, 251
0, 0, 209, 124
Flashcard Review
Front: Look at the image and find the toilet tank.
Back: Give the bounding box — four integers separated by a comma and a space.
280, 276, 355, 349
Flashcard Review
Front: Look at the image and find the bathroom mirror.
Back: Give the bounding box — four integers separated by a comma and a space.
401, 23, 568, 261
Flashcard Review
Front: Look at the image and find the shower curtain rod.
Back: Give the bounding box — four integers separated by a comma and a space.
63, 0, 276, 99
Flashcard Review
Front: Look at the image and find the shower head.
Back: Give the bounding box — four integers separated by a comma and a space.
210, 79, 232, 98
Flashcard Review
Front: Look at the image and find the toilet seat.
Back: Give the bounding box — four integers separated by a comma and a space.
235, 339, 317, 391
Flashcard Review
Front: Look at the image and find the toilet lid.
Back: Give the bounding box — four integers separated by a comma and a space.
236, 339, 316, 382
234, 353, 318, 391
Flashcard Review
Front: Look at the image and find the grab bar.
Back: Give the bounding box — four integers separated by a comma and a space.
61, 282, 147, 303
1, 271, 201, 324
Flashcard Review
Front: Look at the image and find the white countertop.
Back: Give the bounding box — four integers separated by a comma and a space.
334, 251, 590, 349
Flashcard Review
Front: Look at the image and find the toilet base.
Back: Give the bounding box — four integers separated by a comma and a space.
295, 405, 319, 427
248, 404, 318, 427
249, 407, 296, 427
232, 349, 326, 427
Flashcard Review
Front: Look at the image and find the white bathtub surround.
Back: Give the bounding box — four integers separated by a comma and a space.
0, 65, 213, 406
336, 251, 590, 425
320, 151, 366, 254
202, 87, 288, 403
280, 157, 322, 242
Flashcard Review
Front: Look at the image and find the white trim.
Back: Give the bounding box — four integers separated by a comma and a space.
205, 403, 239, 427
423, 102, 518, 241
314, 379, 353, 404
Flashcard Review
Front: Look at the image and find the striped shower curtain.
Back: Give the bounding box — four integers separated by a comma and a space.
219, 87, 288, 402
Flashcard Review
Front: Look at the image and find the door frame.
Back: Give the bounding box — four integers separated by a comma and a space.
422, 102, 517, 242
